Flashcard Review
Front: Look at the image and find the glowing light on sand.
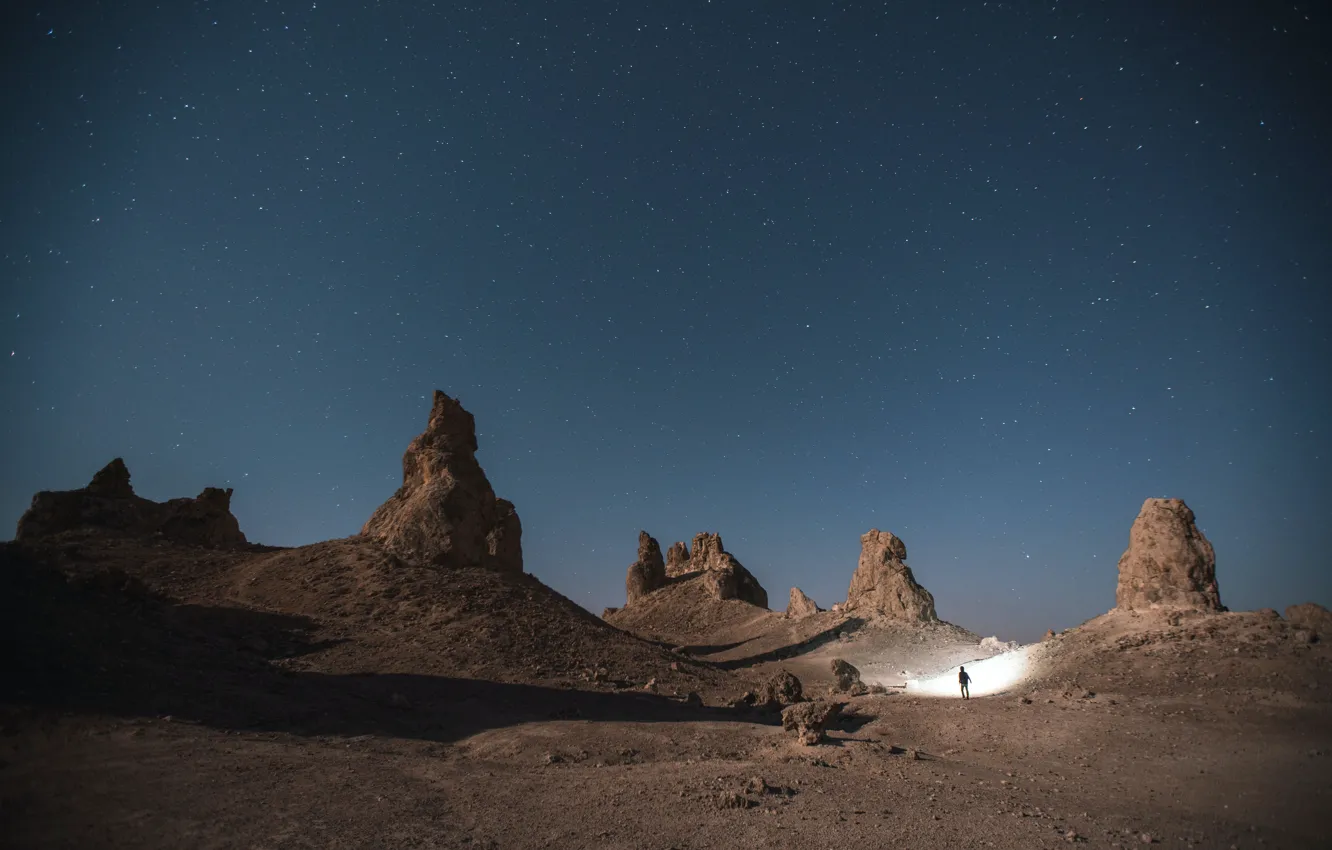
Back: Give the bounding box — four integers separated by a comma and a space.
905, 646, 1034, 698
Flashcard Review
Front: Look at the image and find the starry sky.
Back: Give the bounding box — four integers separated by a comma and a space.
3, 1, 1329, 641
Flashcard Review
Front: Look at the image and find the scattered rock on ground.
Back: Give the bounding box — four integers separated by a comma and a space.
781, 700, 843, 745
757, 669, 805, 706
830, 658, 867, 694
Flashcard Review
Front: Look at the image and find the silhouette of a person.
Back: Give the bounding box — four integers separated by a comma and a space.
958, 666, 971, 700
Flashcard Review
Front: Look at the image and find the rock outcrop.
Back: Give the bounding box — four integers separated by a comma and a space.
664, 541, 691, 576
660, 532, 767, 608
15, 458, 247, 548
1285, 603, 1331, 638
696, 532, 768, 607
361, 390, 522, 572
845, 529, 937, 621
625, 531, 667, 604
1114, 499, 1221, 612
786, 587, 821, 618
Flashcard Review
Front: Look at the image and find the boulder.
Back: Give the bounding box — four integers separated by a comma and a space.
979, 636, 1018, 652
1286, 603, 1332, 637
665, 541, 691, 577
830, 658, 867, 695
15, 458, 247, 548
361, 391, 522, 572
845, 529, 937, 621
757, 670, 804, 707
1114, 499, 1221, 612
781, 700, 843, 745
625, 530, 667, 604
786, 587, 821, 618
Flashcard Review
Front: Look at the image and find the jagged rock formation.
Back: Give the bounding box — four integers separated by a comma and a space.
1286, 603, 1331, 638
647, 531, 767, 608
1114, 499, 1221, 612
15, 458, 247, 548
361, 390, 522, 572
845, 529, 937, 621
664, 541, 691, 577
786, 587, 821, 618
625, 531, 667, 604
688, 532, 768, 607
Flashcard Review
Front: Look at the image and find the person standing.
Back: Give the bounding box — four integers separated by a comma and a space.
958, 666, 971, 699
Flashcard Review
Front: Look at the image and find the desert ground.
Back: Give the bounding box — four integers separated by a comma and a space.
4, 394, 1330, 849
5, 533, 1330, 850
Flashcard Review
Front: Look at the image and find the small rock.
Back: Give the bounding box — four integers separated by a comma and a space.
643, 678, 657, 691
1140, 833, 1154, 844
684, 692, 703, 708
716, 792, 753, 810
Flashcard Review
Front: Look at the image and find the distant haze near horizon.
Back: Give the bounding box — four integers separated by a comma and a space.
3, 2, 1328, 643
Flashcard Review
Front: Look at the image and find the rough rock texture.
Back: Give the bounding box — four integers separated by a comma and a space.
830, 658, 868, 695
757, 670, 804, 707
786, 587, 821, 618
625, 531, 667, 604
361, 391, 522, 572
781, 700, 843, 745
15, 459, 247, 548
664, 541, 691, 577
1114, 499, 1221, 612
845, 529, 937, 621
1286, 603, 1332, 637
1042, 629, 1058, 642
671, 532, 768, 608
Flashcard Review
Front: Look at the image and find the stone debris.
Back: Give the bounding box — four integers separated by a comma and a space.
830, 658, 868, 695
781, 700, 843, 745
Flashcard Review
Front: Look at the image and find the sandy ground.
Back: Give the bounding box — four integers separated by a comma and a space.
3, 535, 1330, 849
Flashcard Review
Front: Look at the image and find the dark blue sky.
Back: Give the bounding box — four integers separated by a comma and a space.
3, 1, 1329, 641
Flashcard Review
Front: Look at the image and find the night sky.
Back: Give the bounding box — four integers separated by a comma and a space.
4, 2, 1329, 641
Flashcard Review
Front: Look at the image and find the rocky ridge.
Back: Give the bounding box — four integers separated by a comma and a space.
15, 458, 247, 548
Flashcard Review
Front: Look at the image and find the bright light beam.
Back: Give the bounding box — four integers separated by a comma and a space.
904, 645, 1034, 698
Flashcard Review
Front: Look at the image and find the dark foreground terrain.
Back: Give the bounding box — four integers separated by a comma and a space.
3, 535, 1330, 849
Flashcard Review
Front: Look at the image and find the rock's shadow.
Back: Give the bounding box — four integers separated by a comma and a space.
1, 546, 779, 746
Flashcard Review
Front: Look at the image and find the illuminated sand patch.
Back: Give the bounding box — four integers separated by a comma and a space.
904, 645, 1036, 698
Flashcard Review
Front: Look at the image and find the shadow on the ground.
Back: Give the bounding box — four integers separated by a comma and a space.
1, 545, 780, 746
707, 618, 868, 670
